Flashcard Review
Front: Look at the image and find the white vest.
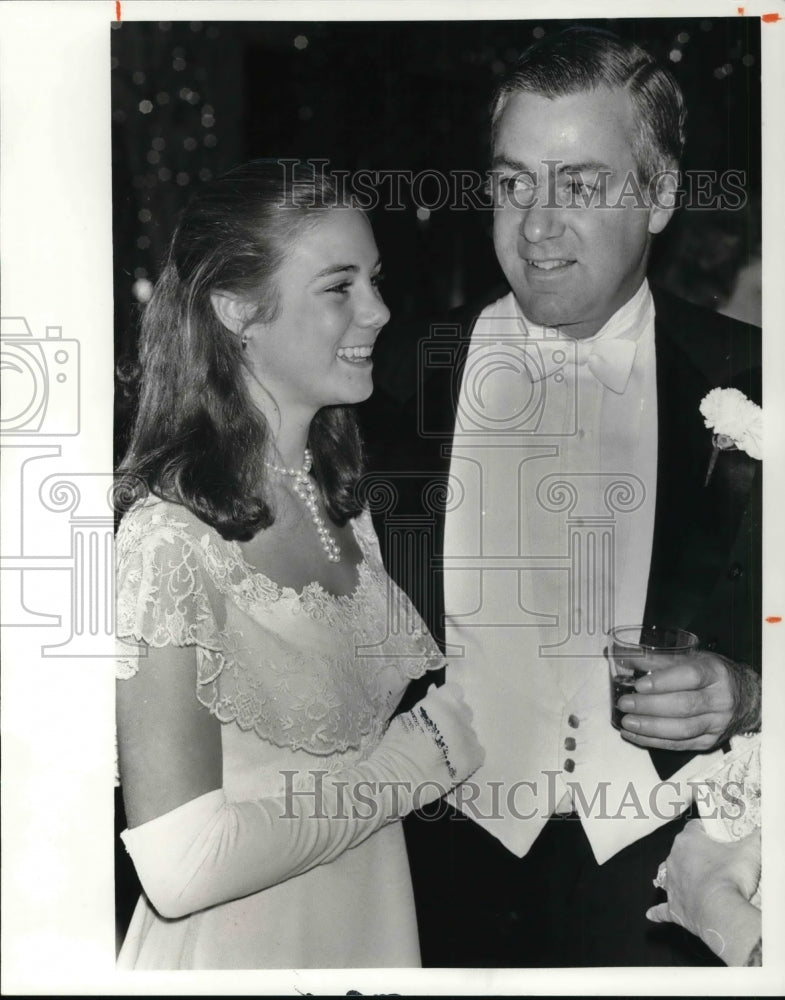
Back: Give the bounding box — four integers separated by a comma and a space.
444, 283, 723, 863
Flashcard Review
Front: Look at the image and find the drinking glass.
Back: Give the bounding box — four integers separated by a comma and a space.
608, 625, 699, 730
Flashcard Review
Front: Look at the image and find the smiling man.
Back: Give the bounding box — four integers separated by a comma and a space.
363, 26, 761, 967
491, 84, 671, 340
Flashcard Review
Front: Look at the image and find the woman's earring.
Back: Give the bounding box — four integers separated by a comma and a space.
241, 333, 248, 351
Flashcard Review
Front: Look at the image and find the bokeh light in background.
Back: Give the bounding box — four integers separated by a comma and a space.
111, 17, 761, 364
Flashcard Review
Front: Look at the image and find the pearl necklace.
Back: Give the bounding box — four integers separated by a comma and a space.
263, 448, 341, 563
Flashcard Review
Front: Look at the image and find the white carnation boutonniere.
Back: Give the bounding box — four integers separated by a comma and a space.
699, 387, 762, 486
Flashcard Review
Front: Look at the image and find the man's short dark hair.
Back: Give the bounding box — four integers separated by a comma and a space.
491, 27, 687, 186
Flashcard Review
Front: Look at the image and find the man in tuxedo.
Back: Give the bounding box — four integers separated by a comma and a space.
360, 27, 761, 967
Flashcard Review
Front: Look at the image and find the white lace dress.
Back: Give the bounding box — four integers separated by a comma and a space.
115, 497, 444, 969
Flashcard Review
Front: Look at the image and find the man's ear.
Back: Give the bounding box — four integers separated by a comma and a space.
210, 290, 254, 335
648, 168, 679, 236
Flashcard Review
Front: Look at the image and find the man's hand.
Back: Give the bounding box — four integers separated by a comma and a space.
615, 651, 759, 752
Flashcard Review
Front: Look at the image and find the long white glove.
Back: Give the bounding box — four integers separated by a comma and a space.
121, 682, 482, 919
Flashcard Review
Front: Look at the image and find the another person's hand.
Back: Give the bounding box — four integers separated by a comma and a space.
646, 821, 761, 966
616, 651, 760, 751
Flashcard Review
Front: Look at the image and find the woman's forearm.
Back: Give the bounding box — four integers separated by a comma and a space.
699, 884, 761, 966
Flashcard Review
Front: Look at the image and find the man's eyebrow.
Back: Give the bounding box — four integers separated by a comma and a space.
491, 155, 534, 173
490, 155, 614, 174
560, 160, 614, 174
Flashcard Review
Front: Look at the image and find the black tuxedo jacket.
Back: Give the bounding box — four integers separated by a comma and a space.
359, 285, 761, 778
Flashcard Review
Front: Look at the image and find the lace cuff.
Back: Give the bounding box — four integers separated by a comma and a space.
691, 733, 761, 908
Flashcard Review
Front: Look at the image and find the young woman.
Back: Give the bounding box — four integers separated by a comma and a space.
114, 160, 483, 969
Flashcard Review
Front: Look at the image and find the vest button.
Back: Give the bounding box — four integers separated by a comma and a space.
727, 563, 743, 580
564, 758, 576, 773
564, 737, 576, 751
567, 714, 580, 728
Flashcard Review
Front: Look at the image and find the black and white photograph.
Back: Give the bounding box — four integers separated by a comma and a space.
2, 1, 784, 995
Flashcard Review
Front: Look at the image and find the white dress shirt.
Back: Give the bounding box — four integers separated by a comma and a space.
444, 281, 723, 863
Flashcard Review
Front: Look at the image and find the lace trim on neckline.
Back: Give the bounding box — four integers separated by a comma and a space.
227, 537, 370, 611
131, 497, 376, 624
115, 499, 446, 756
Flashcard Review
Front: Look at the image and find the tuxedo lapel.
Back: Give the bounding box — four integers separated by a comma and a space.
644, 317, 758, 631
644, 326, 713, 627
645, 306, 760, 780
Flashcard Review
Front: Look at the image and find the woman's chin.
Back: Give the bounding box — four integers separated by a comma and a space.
332, 370, 375, 405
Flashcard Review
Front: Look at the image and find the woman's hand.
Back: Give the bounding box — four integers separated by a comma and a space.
410, 681, 485, 786
646, 821, 761, 965
120, 668, 483, 919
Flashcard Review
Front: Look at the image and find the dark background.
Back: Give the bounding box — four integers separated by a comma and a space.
110, 14, 762, 950
111, 16, 761, 356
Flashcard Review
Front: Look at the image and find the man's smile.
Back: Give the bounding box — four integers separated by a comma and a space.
524, 258, 576, 270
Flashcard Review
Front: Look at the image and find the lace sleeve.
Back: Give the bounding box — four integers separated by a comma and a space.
115, 503, 226, 679
352, 507, 447, 678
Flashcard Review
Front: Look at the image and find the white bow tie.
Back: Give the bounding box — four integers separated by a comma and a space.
527, 337, 637, 394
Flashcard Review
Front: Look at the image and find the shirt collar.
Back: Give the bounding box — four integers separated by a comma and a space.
513, 279, 654, 347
